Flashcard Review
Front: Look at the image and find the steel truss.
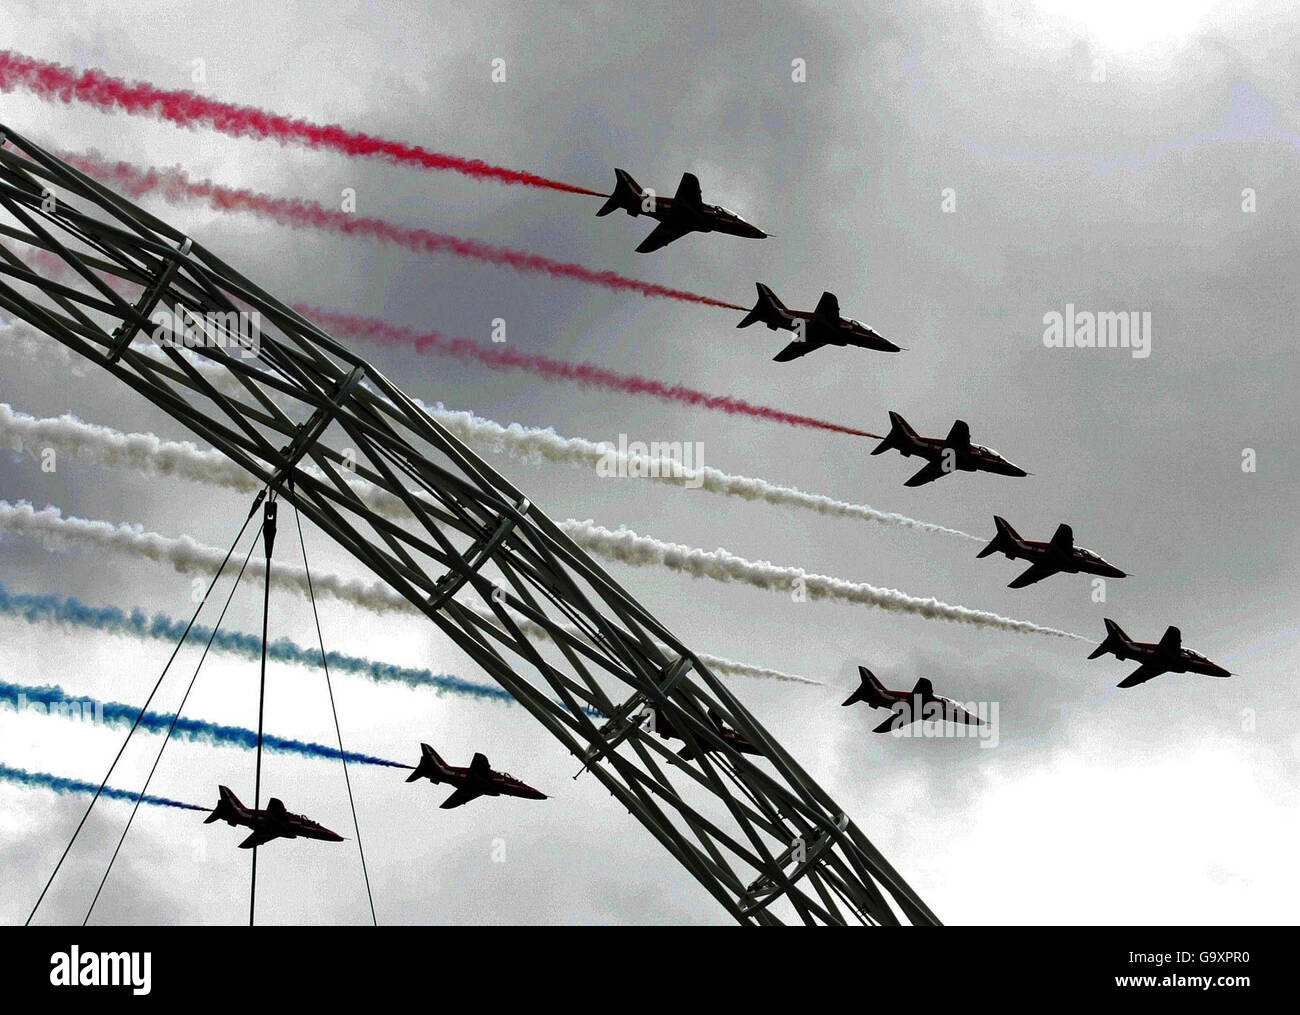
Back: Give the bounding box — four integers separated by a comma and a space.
0, 124, 938, 925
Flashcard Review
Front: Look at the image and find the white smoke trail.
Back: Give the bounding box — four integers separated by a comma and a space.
557, 519, 1089, 641
0, 500, 817, 684
0, 316, 978, 541
0, 402, 263, 495
0, 499, 408, 611
0, 405, 1079, 641
426, 406, 980, 541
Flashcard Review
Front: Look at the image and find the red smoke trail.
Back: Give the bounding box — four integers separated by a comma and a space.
0, 50, 603, 196
8, 244, 875, 437
59, 150, 747, 312
300, 307, 881, 438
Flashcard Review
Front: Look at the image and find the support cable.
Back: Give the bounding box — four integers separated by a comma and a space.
293, 500, 378, 926
25, 489, 267, 925
82, 520, 264, 924
249, 494, 277, 926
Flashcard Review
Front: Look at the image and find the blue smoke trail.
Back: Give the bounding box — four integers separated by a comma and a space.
0, 679, 409, 769
0, 761, 206, 811
0, 579, 604, 720
0, 578, 511, 702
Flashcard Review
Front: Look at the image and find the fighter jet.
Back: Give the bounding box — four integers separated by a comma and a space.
1089, 620, 1232, 688
871, 411, 1029, 487
405, 744, 547, 809
841, 666, 985, 733
640, 704, 761, 760
203, 785, 344, 849
737, 283, 902, 361
596, 168, 768, 252
977, 516, 1127, 588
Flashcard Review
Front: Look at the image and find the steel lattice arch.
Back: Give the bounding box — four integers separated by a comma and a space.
0, 123, 939, 926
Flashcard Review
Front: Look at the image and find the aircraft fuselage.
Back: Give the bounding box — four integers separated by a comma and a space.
1001, 538, 1127, 578
1108, 641, 1231, 678
205, 787, 343, 847
418, 763, 546, 800
898, 435, 1026, 477
631, 194, 767, 239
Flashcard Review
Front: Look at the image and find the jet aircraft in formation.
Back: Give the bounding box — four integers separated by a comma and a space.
405, 743, 548, 809
204, 786, 344, 849
597, 169, 768, 252
977, 516, 1127, 588
736, 283, 902, 361
871, 412, 1029, 487
1089, 620, 1232, 688
841, 666, 985, 733
640, 704, 761, 759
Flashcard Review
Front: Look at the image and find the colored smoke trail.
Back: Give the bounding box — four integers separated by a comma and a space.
0, 761, 206, 811
559, 519, 1090, 641
0, 404, 987, 646
306, 308, 881, 438
0, 499, 1082, 642
0, 401, 974, 546
0, 679, 407, 768
0, 578, 514, 702
423, 405, 976, 540
0, 50, 603, 195
59, 150, 745, 311
0, 503, 815, 686
0, 257, 872, 439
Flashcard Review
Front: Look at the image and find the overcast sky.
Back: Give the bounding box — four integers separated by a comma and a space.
0, 0, 1297, 925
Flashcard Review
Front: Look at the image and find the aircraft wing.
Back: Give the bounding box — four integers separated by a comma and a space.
238, 829, 275, 849
772, 337, 819, 362
1007, 561, 1059, 588
873, 710, 918, 733
440, 785, 487, 809
635, 219, 693, 253
1117, 662, 1165, 688
904, 459, 949, 487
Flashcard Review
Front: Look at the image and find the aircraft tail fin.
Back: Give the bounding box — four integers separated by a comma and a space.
205, 785, 242, 824
977, 515, 1024, 559
596, 168, 646, 217
407, 743, 449, 784
842, 666, 890, 707
1089, 618, 1131, 659
871, 411, 919, 456
737, 282, 787, 329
